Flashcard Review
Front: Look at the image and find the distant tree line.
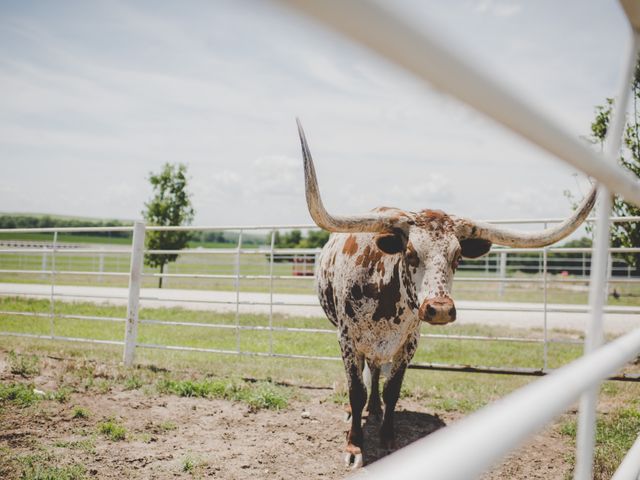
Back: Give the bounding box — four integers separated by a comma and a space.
0, 214, 133, 239
271, 229, 330, 249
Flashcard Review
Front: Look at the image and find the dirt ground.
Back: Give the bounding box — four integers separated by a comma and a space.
0, 354, 572, 479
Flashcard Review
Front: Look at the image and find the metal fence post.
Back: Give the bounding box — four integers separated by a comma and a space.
498, 251, 507, 298
574, 29, 640, 480
542, 247, 549, 371
49, 231, 58, 339
123, 221, 145, 367
268, 230, 276, 355
234, 230, 244, 353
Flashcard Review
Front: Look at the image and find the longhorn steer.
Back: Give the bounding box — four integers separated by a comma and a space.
295, 119, 597, 469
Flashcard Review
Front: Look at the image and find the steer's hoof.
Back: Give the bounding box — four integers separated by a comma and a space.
344, 452, 364, 469
344, 444, 363, 469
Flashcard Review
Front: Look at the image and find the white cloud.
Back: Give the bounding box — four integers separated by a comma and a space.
474, 0, 522, 17
0, 0, 628, 228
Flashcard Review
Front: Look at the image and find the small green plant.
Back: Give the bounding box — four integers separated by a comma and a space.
182, 454, 196, 473
98, 419, 126, 441
123, 375, 143, 391
242, 382, 288, 411
72, 406, 90, 419
7, 351, 40, 377
94, 379, 112, 394
159, 421, 177, 432
181, 453, 204, 474
0, 382, 41, 407
50, 387, 72, 403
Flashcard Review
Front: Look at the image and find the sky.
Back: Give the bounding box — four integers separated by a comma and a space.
0, 0, 634, 228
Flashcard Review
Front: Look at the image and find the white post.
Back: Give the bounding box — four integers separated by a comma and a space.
498, 251, 507, 298
234, 230, 243, 353
542, 247, 549, 370
268, 230, 276, 355
574, 30, 640, 480
98, 251, 105, 283
49, 232, 58, 339
123, 221, 145, 367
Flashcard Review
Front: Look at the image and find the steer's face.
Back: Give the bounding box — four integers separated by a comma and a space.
374, 209, 491, 325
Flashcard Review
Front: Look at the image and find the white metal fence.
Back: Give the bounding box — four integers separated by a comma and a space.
0, 220, 639, 378
276, 0, 640, 479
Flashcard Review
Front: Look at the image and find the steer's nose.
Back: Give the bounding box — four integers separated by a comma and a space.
419, 297, 456, 325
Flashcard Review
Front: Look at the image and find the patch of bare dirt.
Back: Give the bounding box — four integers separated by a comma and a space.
0, 354, 575, 479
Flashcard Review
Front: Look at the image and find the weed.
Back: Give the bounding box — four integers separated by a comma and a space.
94, 379, 112, 394
0, 382, 41, 407
72, 406, 90, 419
50, 386, 72, 403
8, 351, 40, 377
97, 418, 126, 441
123, 375, 143, 391
242, 382, 288, 411
328, 390, 348, 405
181, 453, 203, 474
159, 421, 177, 432
182, 454, 196, 473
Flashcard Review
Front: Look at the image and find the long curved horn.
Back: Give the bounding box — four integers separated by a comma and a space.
454, 183, 597, 248
297, 118, 408, 233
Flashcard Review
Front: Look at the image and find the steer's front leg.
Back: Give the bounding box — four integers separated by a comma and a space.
380, 361, 407, 450
343, 352, 367, 469
380, 335, 417, 450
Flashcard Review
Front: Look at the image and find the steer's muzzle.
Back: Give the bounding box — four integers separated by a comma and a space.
419, 297, 456, 325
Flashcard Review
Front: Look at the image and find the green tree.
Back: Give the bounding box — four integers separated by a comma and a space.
300, 230, 330, 248
142, 163, 195, 288
590, 59, 640, 275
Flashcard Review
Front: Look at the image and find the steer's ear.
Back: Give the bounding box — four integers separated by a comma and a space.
460, 238, 492, 258
375, 229, 408, 255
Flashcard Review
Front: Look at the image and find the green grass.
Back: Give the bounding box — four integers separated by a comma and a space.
17, 453, 86, 480
157, 377, 288, 411
0, 231, 132, 246
54, 438, 96, 454
0, 296, 588, 372
561, 407, 640, 479
97, 418, 127, 441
